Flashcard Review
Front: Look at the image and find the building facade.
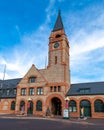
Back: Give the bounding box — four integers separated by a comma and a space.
0, 12, 104, 118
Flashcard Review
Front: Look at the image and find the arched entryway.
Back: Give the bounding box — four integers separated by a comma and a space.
27, 101, 33, 114
80, 100, 91, 117
20, 101, 25, 110
51, 97, 62, 116
20, 101, 25, 114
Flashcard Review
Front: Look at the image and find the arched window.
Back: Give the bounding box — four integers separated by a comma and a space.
29, 77, 36, 83
11, 101, 15, 110
36, 100, 42, 111
55, 34, 61, 38
94, 99, 104, 112
20, 101, 25, 111
69, 100, 77, 112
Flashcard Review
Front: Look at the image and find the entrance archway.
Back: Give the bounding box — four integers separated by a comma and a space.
27, 101, 33, 114
20, 101, 25, 110
51, 97, 62, 115
80, 100, 91, 117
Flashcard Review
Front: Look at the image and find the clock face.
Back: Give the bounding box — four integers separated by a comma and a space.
54, 42, 59, 48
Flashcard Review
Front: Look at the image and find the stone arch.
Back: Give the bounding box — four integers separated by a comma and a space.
35, 98, 44, 112
94, 99, 104, 112
2, 99, 9, 111
36, 100, 42, 111
11, 100, 16, 110
46, 94, 65, 116
19, 99, 26, 112
79, 97, 91, 103
46, 94, 64, 106
69, 100, 77, 112
80, 99, 91, 117
27, 100, 34, 114
92, 96, 104, 103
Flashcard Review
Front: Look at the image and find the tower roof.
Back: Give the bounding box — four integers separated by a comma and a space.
53, 11, 64, 32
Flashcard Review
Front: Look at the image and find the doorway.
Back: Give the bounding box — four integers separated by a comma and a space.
27, 101, 33, 114
80, 100, 91, 117
51, 97, 62, 115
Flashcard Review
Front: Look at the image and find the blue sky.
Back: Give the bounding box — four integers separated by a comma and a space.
0, 0, 104, 83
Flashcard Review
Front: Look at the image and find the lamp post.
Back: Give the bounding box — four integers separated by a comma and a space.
63, 96, 70, 119
27, 97, 32, 114
28, 97, 32, 101
65, 97, 70, 109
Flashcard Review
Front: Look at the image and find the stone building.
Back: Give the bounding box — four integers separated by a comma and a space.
0, 11, 104, 118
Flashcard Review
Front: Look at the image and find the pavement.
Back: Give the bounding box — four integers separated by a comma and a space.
0, 114, 104, 126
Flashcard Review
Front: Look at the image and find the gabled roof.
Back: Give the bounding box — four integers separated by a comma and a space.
67, 82, 104, 96
19, 64, 48, 86
53, 10, 64, 32
0, 78, 22, 98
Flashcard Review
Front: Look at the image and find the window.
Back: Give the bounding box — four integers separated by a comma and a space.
29, 77, 36, 83
13, 88, 16, 95
0, 89, 2, 95
11, 101, 15, 110
37, 88, 43, 95
69, 100, 77, 112
79, 88, 90, 94
36, 100, 42, 111
20, 101, 25, 111
55, 34, 61, 38
54, 86, 56, 92
6, 89, 10, 96
50, 86, 61, 92
94, 100, 104, 112
55, 56, 57, 64
50, 86, 53, 92
29, 88, 34, 95
58, 86, 61, 92
21, 88, 26, 96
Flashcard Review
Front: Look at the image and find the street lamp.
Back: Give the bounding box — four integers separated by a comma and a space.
27, 97, 32, 114
28, 97, 32, 101
65, 97, 70, 109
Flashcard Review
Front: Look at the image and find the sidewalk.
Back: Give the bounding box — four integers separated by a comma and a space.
0, 114, 104, 125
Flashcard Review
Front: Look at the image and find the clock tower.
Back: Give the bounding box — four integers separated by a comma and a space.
47, 11, 70, 89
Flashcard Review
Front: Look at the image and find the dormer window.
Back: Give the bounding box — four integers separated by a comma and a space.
13, 88, 16, 95
6, 89, 10, 96
78, 88, 90, 94
29, 77, 36, 83
0, 89, 2, 95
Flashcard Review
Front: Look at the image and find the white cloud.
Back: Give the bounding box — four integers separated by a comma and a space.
67, 9, 104, 83
0, 13, 51, 80
0, 1, 104, 84
70, 29, 104, 56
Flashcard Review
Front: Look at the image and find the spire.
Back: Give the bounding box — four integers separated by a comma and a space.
53, 10, 64, 32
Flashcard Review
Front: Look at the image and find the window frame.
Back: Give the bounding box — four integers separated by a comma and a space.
69, 100, 77, 112
37, 87, 43, 95
6, 89, 10, 96
36, 100, 42, 111
55, 56, 57, 64
29, 77, 36, 83
29, 88, 34, 96
54, 86, 56, 92
50, 86, 53, 92
13, 88, 16, 95
21, 88, 26, 96
94, 99, 104, 112
58, 86, 61, 92
11, 101, 15, 110
79, 88, 90, 94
